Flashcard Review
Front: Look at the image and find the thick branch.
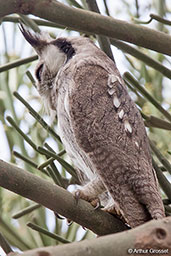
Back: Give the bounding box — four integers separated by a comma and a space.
1, 0, 171, 56
0, 159, 127, 235
10, 217, 171, 256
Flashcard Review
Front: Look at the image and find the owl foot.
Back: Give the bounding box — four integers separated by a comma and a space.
93, 198, 102, 210
73, 189, 100, 209
103, 205, 121, 216
103, 204, 126, 223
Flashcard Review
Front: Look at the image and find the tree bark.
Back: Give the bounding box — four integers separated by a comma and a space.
0, 159, 127, 235
1, 0, 171, 56
9, 217, 171, 256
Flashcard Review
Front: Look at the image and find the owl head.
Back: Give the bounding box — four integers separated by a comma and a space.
20, 24, 77, 97
20, 25, 100, 95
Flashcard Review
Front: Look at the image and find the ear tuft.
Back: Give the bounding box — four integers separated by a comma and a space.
19, 23, 41, 47
19, 23, 48, 54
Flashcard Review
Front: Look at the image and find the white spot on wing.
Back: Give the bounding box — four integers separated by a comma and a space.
110, 75, 117, 83
113, 96, 120, 108
124, 120, 132, 133
118, 109, 124, 119
135, 141, 139, 148
116, 76, 122, 84
107, 88, 115, 95
108, 74, 117, 88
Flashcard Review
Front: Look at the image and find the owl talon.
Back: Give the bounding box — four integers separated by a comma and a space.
103, 205, 127, 224
73, 189, 100, 209
74, 190, 81, 204
73, 189, 89, 202
92, 198, 101, 210
103, 205, 123, 218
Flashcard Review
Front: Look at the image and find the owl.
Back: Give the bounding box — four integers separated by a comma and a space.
20, 25, 165, 228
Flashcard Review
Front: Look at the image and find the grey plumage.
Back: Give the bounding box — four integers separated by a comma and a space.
20, 25, 165, 228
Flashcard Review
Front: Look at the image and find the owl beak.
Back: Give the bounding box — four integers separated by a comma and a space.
19, 23, 46, 54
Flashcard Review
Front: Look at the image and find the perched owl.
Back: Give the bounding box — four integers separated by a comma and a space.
20, 25, 165, 228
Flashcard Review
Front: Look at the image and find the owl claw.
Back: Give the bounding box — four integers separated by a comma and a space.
73, 189, 86, 205
74, 190, 81, 204
103, 205, 126, 223
73, 189, 100, 209
92, 198, 101, 210
103, 206, 121, 216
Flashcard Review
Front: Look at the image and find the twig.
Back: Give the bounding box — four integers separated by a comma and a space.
13, 151, 38, 169
150, 140, 171, 175
142, 113, 171, 130
12, 203, 41, 219
49, 161, 65, 188
27, 222, 71, 243
0, 55, 38, 73
150, 13, 171, 26
0, 216, 31, 250
26, 70, 36, 86
67, 0, 83, 9
86, 0, 115, 62
123, 72, 171, 122
111, 39, 171, 80
13, 91, 61, 143
133, 13, 171, 26
152, 159, 171, 201
6, 116, 38, 151
38, 146, 78, 180
0, 232, 13, 254
19, 14, 41, 32
46, 166, 61, 186
103, 0, 110, 16
38, 157, 54, 170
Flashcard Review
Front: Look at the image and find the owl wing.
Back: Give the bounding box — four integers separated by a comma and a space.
68, 60, 164, 227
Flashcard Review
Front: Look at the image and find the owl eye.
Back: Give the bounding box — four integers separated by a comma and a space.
36, 64, 44, 82
63, 47, 69, 53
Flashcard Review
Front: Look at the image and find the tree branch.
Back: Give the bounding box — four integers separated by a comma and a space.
86, 0, 115, 62
9, 217, 171, 256
111, 39, 171, 80
1, 0, 171, 56
0, 55, 38, 73
0, 159, 128, 235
